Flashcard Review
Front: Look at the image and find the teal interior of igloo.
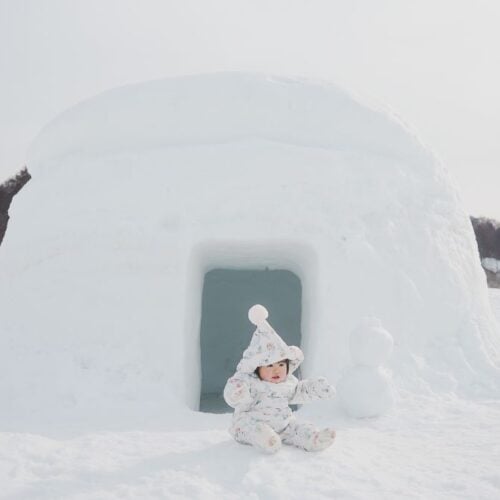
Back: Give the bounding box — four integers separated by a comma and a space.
199, 268, 302, 413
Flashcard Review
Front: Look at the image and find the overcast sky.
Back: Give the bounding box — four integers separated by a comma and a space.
1, 0, 499, 218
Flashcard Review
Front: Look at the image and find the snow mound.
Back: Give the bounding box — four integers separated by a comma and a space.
28, 73, 432, 172
1, 72, 499, 430
337, 365, 395, 418
349, 317, 394, 367
338, 318, 395, 417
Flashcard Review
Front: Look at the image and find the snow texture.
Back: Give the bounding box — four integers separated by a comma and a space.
1, 71, 500, 499
0, 73, 499, 433
482, 257, 500, 274
337, 318, 395, 418
1, 389, 500, 499
337, 365, 395, 418
348, 317, 394, 367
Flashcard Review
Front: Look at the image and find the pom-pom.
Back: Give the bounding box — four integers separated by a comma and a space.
248, 304, 269, 325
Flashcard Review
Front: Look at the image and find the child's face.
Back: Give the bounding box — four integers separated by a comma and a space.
258, 360, 288, 383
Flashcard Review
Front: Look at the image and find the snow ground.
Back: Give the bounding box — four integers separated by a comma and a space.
2, 395, 500, 499
2, 293, 500, 499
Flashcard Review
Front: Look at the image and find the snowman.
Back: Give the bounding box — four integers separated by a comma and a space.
337, 317, 395, 418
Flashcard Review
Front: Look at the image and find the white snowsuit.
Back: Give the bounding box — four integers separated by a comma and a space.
224, 371, 336, 452
223, 306, 336, 453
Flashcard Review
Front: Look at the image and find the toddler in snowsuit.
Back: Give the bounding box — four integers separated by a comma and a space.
224, 304, 336, 454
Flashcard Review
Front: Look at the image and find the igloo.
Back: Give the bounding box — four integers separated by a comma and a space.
1, 72, 499, 427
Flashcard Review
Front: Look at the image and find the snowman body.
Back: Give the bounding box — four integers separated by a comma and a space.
337, 318, 395, 418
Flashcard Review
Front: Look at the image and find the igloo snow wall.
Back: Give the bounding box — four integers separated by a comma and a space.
1, 72, 499, 427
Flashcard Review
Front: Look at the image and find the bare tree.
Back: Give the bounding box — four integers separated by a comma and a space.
0, 167, 31, 247
470, 215, 500, 287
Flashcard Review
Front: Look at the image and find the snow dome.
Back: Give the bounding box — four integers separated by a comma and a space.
1, 72, 499, 427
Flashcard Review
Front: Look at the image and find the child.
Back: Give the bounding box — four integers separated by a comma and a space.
224, 304, 336, 454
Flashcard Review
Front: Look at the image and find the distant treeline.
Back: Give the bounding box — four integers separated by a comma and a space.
0, 167, 31, 247
470, 216, 500, 261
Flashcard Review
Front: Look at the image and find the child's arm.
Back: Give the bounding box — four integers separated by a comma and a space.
223, 374, 254, 408
289, 376, 336, 404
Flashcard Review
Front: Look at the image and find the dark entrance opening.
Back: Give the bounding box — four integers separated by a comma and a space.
199, 268, 302, 413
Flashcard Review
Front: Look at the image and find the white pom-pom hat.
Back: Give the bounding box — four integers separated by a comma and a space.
237, 304, 304, 374
248, 304, 269, 325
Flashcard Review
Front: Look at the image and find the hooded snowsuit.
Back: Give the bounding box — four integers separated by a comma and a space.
224, 305, 336, 453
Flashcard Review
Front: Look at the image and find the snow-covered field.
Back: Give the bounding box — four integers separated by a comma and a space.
1, 365, 499, 500
1, 294, 499, 500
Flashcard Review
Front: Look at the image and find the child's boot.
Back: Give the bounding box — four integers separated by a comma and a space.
305, 427, 336, 452
252, 422, 282, 454
281, 420, 335, 452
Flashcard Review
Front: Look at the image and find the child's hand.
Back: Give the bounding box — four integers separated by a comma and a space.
224, 377, 253, 407
312, 377, 336, 399
289, 376, 336, 404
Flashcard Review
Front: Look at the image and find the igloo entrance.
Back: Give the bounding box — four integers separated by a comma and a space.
199, 268, 302, 413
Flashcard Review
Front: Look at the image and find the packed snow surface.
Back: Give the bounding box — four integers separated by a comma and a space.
1, 73, 500, 498
1, 73, 499, 426
3, 293, 500, 498
2, 345, 500, 499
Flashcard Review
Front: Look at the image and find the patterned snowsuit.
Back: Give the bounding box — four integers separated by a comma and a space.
224, 371, 336, 452
223, 308, 336, 453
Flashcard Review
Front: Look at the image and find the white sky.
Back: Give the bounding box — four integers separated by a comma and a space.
1, 0, 500, 218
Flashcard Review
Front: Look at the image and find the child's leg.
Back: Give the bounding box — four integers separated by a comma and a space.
280, 419, 336, 452
232, 421, 282, 454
